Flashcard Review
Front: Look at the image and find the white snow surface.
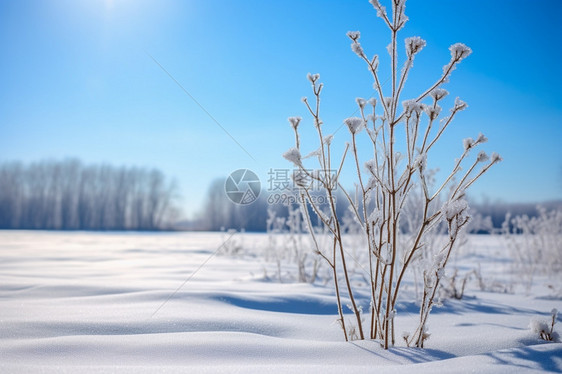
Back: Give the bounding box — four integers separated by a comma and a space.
0, 231, 560, 373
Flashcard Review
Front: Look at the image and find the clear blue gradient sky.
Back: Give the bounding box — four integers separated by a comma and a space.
1, 0, 561, 218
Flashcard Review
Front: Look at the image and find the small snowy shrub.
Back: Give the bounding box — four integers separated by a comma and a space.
284, 0, 500, 348
440, 268, 471, 300
220, 228, 244, 256
265, 205, 322, 283
530, 308, 559, 342
502, 206, 562, 292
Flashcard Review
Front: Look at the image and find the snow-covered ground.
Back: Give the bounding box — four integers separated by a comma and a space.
0, 231, 560, 373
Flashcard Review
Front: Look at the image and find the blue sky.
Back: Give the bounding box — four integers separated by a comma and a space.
1, 0, 561, 218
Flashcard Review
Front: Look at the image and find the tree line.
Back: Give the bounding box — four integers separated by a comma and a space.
193, 178, 562, 233
194, 178, 349, 232
0, 159, 180, 230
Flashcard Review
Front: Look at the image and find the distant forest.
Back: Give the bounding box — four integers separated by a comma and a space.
193, 178, 562, 233
1, 160, 559, 232
0, 159, 180, 230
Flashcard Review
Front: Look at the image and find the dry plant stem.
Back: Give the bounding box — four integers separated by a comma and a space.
410, 216, 466, 347
306, 86, 364, 340
301, 191, 348, 341
332, 236, 348, 341
391, 200, 430, 306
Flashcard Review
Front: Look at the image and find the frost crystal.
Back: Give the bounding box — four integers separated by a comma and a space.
490, 152, 503, 163
476, 150, 489, 163
369, 0, 387, 18
444, 199, 468, 220
351, 42, 365, 57
283, 147, 302, 166
303, 149, 320, 159
450, 43, 472, 60
476, 132, 488, 144
288, 116, 301, 130
423, 105, 441, 120
307, 73, 320, 83
346, 31, 360, 41
344, 117, 364, 134
323, 134, 334, 145
368, 98, 377, 107
463, 137, 474, 150
405, 36, 426, 58
430, 88, 449, 101
402, 99, 423, 116
529, 317, 550, 334
384, 97, 393, 109
453, 97, 468, 111
365, 159, 377, 175
414, 153, 427, 171
366, 177, 377, 192
356, 97, 367, 109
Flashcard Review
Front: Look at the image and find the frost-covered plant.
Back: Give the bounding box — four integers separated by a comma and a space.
265, 205, 323, 283
440, 268, 471, 300
220, 228, 244, 256
530, 308, 559, 342
502, 206, 562, 292
284, 0, 500, 348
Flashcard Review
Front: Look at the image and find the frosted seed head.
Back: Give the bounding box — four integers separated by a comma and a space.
405, 36, 426, 58
307, 73, 320, 84
490, 152, 503, 164
283, 147, 302, 167
288, 116, 302, 130
356, 97, 367, 109
402, 99, 423, 116
346, 31, 361, 41
477, 150, 489, 163
368, 98, 377, 107
430, 88, 449, 101
476, 132, 488, 144
454, 97, 468, 111
344, 117, 364, 135
423, 105, 442, 120
450, 43, 472, 61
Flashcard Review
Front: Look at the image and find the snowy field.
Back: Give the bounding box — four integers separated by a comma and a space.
0, 231, 560, 373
